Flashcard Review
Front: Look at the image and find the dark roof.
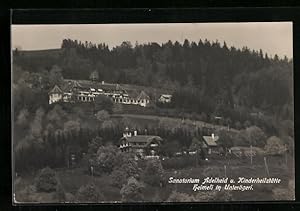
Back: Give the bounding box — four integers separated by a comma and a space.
137, 91, 150, 100
126, 89, 139, 98
202, 136, 219, 147
49, 85, 63, 94
121, 135, 162, 148
63, 79, 125, 92
62, 80, 82, 92
60, 80, 149, 100
125, 135, 162, 143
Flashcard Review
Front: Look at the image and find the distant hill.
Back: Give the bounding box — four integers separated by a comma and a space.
13, 48, 65, 72
18, 48, 63, 56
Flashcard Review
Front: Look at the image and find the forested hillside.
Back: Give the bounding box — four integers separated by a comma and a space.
13, 38, 293, 133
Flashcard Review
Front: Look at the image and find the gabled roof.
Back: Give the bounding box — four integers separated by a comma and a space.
63, 80, 126, 93
202, 136, 219, 147
62, 80, 82, 92
124, 135, 162, 143
121, 135, 162, 148
126, 89, 139, 98
160, 94, 172, 98
58, 80, 150, 100
49, 85, 63, 94
137, 91, 150, 100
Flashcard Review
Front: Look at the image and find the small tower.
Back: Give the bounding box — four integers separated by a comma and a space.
123, 127, 132, 138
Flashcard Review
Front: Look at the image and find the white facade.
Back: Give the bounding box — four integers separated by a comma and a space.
49, 93, 62, 104
158, 94, 172, 103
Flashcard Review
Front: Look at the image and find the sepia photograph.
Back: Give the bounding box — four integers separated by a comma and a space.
11, 22, 294, 203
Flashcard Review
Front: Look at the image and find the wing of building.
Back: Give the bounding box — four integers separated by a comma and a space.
48, 85, 64, 104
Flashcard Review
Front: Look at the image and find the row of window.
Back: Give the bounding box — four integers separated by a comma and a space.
51, 93, 149, 104
77, 95, 149, 104
113, 98, 149, 104
78, 96, 95, 102
121, 142, 146, 146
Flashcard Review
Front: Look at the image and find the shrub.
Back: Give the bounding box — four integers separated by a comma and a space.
111, 153, 140, 188
76, 182, 105, 203
65, 192, 75, 202
95, 110, 110, 122
143, 159, 164, 186
244, 126, 267, 147
55, 181, 66, 202
35, 167, 58, 192
202, 166, 223, 178
264, 136, 286, 156
111, 169, 128, 188
162, 156, 196, 169
167, 191, 194, 202
92, 145, 120, 174
120, 177, 144, 202
94, 95, 113, 113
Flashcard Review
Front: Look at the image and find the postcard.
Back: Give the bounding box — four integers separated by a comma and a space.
12, 21, 294, 203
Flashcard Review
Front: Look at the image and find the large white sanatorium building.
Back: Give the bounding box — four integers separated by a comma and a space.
48, 80, 150, 107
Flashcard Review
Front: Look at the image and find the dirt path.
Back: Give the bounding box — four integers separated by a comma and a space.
112, 113, 239, 132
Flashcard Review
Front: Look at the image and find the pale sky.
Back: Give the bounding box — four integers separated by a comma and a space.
12, 22, 293, 58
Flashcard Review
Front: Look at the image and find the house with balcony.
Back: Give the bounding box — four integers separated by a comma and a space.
119, 127, 163, 159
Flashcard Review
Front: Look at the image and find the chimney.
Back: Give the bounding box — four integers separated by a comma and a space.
102, 81, 105, 85
134, 130, 137, 136
212, 133, 215, 139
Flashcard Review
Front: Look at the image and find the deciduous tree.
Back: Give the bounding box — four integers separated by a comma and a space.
120, 177, 144, 202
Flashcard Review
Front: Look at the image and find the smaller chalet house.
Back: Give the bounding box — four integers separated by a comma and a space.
48, 80, 150, 107
158, 94, 172, 103
202, 133, 221, 155
119, 127, 163, 159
